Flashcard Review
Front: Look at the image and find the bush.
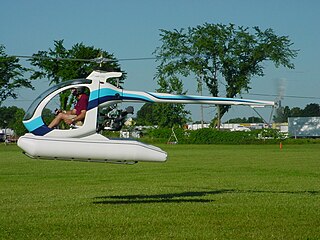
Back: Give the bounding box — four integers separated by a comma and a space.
256, 128, 287, 140
283, 138, 320, 144
143, 127, 266, 144
145, 127, 188, 143
187, 128, 257, 144
140, 127, 320, 145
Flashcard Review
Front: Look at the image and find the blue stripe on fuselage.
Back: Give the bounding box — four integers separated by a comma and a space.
24, 116, 45, 132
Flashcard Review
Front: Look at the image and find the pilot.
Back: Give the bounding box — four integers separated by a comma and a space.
48, 87, 89, 128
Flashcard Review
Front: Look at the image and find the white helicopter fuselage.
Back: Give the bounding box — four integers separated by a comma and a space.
18, 70, 274, 163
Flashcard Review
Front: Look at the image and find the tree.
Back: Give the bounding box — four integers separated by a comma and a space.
136, 75, 191, 127
136, 102, 190, 128
0, 44, 33, 106
0, 106, 27, 136
301, 103, 320, 117
247, 116, 264, 123
153, 75, 190, 127
154, 23, 298, 125
135, 70, 191, 128
273, 106, 290, 123
135, 103, 158, 126
226, 116, 263, 123
12, 108, 27, 136
0, 106, 17, 128
290, 107, 303, 117
29, 40, 125, 110
225, 117, 247, 124
153, 103, 190, 128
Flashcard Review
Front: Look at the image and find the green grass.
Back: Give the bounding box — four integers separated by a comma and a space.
1, 143, 320, 239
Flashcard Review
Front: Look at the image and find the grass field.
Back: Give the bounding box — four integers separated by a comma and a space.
0, 143, 319, 239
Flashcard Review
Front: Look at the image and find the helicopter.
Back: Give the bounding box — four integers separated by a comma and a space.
17, 70, 275, 164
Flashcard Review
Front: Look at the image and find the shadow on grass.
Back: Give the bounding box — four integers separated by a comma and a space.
93, 189, 320, 205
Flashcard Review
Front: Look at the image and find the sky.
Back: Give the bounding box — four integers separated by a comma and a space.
1, 0, 320, 123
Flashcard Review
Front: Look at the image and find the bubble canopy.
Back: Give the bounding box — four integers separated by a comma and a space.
24, 79, 91, 121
